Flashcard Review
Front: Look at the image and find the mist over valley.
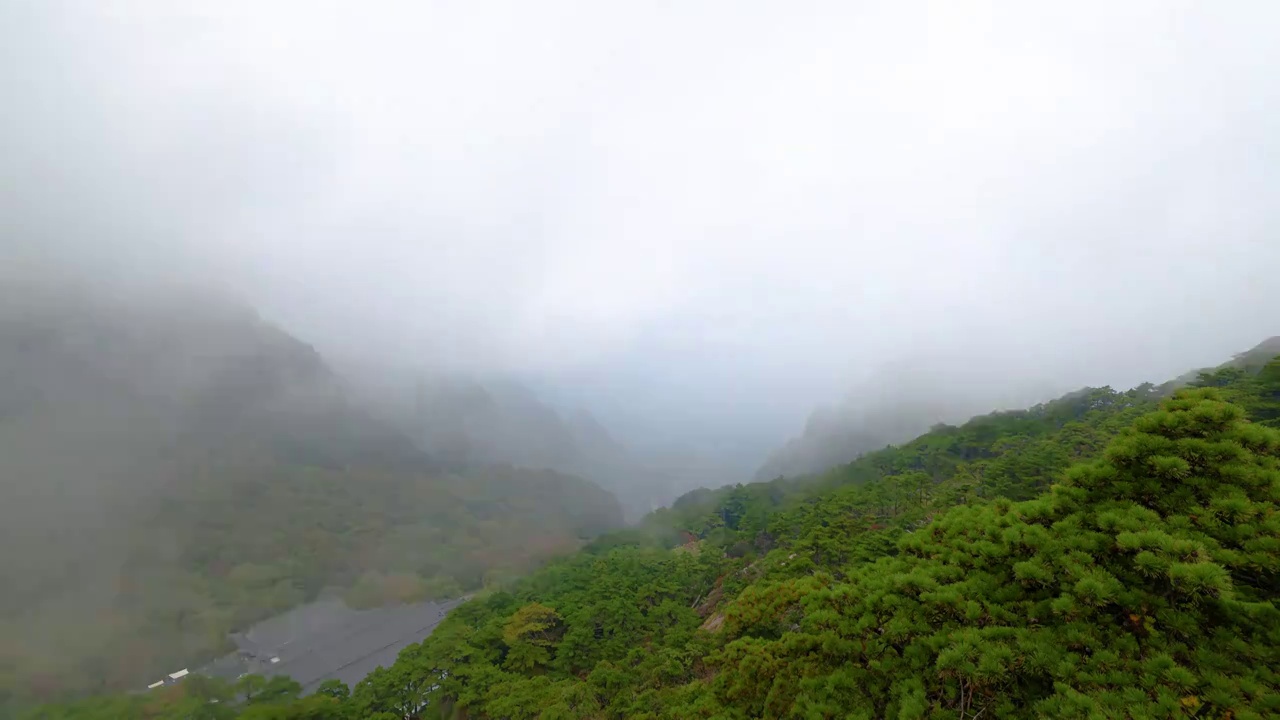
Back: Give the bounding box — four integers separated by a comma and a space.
4, 2, 1280, 717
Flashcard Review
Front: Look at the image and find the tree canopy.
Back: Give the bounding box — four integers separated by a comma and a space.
21, 353, 1280, 719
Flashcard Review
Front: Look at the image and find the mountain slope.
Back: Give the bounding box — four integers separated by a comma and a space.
23, 346, 1280, 719
0, 286, 623, 708
755, 359, 1061, 482
92, 343, 1271, 720
372, 349, 1280, 719
369, 373, 690, 519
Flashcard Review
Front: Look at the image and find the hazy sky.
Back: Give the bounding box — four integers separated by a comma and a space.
4, 1, 1279, 448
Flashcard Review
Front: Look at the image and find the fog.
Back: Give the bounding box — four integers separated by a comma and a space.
5, 0, 1280, 461
4, 2, 1280, 703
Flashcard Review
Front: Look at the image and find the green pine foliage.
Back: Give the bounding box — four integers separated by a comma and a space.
23, 353, 1280, 719
705, 388, 1279, 718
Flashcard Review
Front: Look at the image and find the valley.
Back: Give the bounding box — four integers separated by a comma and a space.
17, 334, 1280, 719
6, 3, 1279, 717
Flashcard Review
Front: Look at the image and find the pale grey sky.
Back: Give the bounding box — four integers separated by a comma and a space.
4, 0, 1279, 451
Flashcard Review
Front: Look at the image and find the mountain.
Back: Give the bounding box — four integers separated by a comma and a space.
0, 284, 623, 708
759, 336, 1280, 493
29, 341, 1280, 719
1222, 335, 1280, 371
753, 397, 952, 482
755, 358, 1062, 481
347, 369, 692, 519
358, 344, 1280, 718
410, 378, 576, 471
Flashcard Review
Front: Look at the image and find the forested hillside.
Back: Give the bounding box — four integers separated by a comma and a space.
25, 346, 1280, 719
0, 287, 623, 711
753, 360, 1065, 482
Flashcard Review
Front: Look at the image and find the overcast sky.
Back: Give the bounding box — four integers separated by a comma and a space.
4, 0, 1279, 451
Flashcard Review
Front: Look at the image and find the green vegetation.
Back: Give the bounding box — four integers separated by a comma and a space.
1, 445, 622, 713
0, 298, 624, 712
19, 352, 1280, 719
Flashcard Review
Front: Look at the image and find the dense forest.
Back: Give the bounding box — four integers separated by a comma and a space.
22, 343, 1280, 718
0, 290, 623, 712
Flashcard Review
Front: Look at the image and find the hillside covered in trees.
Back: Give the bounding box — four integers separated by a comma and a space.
24, 344, 1280, 718
752, 359, 1065, 482
0, 286, 623, 711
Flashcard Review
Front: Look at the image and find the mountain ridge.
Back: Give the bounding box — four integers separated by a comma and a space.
0, 285, 625, 707
29, 337, 1280, 719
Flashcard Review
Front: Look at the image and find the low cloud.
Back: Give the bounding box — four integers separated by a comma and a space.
4, 0, 1278, 441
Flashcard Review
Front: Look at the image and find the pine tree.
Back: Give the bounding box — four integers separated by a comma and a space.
711, 389, 1280, 718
